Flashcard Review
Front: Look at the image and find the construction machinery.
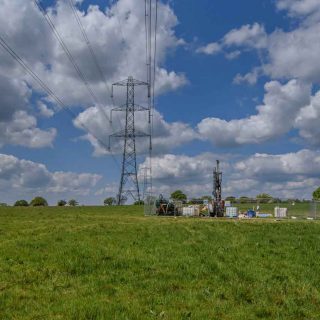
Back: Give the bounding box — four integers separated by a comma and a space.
211, 160, 224, 217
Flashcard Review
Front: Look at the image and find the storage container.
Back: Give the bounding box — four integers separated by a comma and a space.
226, 207, 238, 217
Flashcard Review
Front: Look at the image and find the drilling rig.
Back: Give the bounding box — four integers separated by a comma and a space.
211, 160, 224, 217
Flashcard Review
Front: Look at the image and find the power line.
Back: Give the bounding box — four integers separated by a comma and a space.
144, 0, 149, 82
113, 0, 130, 71
34, 0, 100, 104
67, 0, 111, 100
152, 0, 158, 110
34, 0, 114, 128
67, 0, 122, 130
0, 34, 65, 109
0, 33, 120, 168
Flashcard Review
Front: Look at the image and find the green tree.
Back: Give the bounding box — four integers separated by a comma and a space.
134, 200, 144, 205
14, 200, 29, 207
104, 197, 116, 206
313, 187, 320, 200
201, 195, 212, 201
225, 196, 236, 202
68, 199, 78, 207
170, 190, 187, 201
30, 197, 48, 207
57, 200, 67, 207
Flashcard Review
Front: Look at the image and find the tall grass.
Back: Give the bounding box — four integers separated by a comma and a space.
0, 206, 320, 319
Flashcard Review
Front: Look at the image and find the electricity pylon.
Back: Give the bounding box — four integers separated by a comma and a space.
109, 76, 150, 205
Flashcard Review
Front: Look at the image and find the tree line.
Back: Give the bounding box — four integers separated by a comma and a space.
5, 187, 320, 207
12, 197, 79, 207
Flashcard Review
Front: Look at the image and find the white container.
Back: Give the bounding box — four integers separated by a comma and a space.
226, 207, 238, 217
182, 206, 200, 216
274, 207, 287, 218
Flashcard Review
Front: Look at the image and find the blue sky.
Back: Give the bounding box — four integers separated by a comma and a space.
1, 0, 320, 204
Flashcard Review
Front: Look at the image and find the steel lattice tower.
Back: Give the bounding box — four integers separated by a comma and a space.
109, 76, 150, 205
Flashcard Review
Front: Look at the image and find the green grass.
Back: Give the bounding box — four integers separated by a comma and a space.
1, 206, 320, 319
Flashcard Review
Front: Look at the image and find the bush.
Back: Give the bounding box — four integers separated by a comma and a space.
134, 200, 144, 205
104, 197, 116, 206
313, 187, 320, 200
57, 200, 67, 207
68, 199, 78, 207
14, 200, 29, 207
30, 197, 48, 207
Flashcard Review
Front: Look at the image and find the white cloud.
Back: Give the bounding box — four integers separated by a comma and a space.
225, 50, 241, 60
234, 149, 320, 179
232, 149, 320, 198
0, 153, 102, 202
276, 0, 320, 17
223, 23, 268, 49
140, 150, 320, 199
37, 101, 54, 118
196, 42, 221, 55
0, 111, 56, 148
0, 0, 187, 149
197, 5, 320, 85
264, 22, 320, 82
196, 23, 267, 56
294, 89, 320, 146
139, 153, 223, 198
197, 80, 310, 146
233, 68, 261, 85
73, 105, 198, 156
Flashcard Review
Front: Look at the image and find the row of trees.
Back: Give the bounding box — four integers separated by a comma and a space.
10, 188, 320, 207
14, 197, 79, 207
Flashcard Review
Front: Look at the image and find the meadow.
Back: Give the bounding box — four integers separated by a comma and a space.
0, 206, 320, 319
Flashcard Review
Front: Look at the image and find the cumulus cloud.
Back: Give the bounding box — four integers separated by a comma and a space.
233, 149, 320, 198
0, 0, 188, 149
0, 153, 102, 200
196, 42, 221, 55
0, 73, 56, 148
197, 2, 320, 85
0, 111, 57, 148
234, 149, 320, 179
37, 101, 54, 118
196, 23, 267, 57
73, 105, 198, 156
197, 80, 310, 146
264, 22, 320, 82
222, 23, 268, 49
276, 0, 320, 18
294, 89, 320, 146
140, 150, 320, 199
233, 68, 261, 85
139, 153, 224, 197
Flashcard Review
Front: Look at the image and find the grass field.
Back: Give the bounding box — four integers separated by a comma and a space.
1, 206, 320, 319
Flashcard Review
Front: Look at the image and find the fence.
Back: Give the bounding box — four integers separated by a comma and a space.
144, 196, 319, 220
230, 199, 318, 220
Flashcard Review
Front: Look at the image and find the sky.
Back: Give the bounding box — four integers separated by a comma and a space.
1, 0, 320, 205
